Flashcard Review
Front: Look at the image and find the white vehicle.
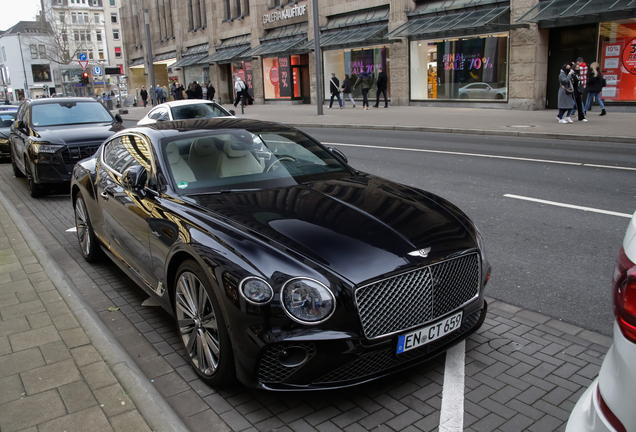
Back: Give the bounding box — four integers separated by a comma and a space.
566, 211, 636, 432
458, 83, 507, 100
137, 100, 235, 126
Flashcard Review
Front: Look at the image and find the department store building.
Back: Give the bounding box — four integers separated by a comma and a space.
121, 0, 636, 110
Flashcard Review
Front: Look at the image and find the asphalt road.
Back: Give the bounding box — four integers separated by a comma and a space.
296, 128, 636, 336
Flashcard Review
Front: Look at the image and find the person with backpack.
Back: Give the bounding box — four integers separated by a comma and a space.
353, 72, 372, 110
328, 73, 342, 109
234, 76, 246, 108
585, 62, 607, 116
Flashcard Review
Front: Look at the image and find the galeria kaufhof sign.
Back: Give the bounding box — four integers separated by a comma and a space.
263, 4, 307, 24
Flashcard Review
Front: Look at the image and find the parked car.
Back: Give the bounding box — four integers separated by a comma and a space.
70, 118, 491, 389
0, 109, 18, 159
0, 105, 20, 111
9, 97, 124, 197
137, 100, 234, 126
566, 211, 636, 432
458, 83, 507, 100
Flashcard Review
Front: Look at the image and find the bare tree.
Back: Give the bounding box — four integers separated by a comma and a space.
23, 4, 99, 66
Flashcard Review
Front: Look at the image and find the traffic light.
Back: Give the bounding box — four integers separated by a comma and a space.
81, 72, 89, 85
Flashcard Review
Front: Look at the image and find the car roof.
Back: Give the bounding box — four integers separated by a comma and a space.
132, 118, 296, 140
155, 100, 221, 108
28, 97, 100, 105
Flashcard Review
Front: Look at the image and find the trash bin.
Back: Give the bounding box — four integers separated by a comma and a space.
106, 98, 113, 110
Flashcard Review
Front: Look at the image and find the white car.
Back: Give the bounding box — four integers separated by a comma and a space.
137, 100, 235, 126
566, 211, 636, 432
458, 83, 507, 100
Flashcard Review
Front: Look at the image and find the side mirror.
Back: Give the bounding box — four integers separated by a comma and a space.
328, 147, 348, 164
122, 165, 147, 192
229, 109, 236, 116
114, 114, 123, 123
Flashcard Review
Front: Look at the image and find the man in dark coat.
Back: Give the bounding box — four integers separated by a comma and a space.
140, 86, 148, 107
374, 67, 388, 108
207, 83, 215, 101
328, 73, 342, 109
194, 81, 203, 99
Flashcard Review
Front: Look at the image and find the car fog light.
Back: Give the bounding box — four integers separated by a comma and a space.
281, 278, 335, 325
239, 277, 273, 304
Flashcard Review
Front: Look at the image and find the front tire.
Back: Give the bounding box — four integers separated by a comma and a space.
74, 191, 102, 262
173, 260, 235, 387
11, 149, 24, 178
24, 159, 44, 198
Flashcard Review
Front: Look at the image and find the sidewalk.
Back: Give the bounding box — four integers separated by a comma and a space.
119, 103, 635, 143
0, 190, 184, 431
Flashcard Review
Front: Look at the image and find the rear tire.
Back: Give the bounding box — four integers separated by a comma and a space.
173, 259, 235, 387
74, 191, 102, 262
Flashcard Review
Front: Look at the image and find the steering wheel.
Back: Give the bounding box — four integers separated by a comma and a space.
266, 156, 297, 172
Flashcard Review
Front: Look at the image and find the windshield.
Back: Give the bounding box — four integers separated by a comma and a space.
31, 101, 113, 127
171, 103, 229, 120
161, 129, 350, 194
0, 112, 16, 128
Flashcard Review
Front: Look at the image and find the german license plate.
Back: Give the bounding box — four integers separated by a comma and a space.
396, 312, 463, 354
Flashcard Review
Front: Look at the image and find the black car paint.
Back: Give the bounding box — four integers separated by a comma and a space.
71, 118, 489, 389
9, 98, 123, 187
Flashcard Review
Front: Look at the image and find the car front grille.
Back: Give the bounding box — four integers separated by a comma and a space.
257, 342, 317, 384
356, 253, 480, 340
314, 308, 483, 384
61, 145, 100, 165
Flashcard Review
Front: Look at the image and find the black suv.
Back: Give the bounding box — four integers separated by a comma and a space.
10, 97, 124, 197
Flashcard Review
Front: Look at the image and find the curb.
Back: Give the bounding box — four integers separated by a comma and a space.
0, 190, 189, 432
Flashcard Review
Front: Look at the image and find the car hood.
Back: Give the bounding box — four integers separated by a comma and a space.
188, 175, 477, 285
34, 122, 123, 145
0, 128, 9, 139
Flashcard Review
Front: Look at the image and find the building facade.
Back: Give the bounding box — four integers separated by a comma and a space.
121, 0, 636, 110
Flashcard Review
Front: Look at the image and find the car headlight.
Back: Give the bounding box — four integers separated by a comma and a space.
239, 276, 273, 305
30, 141, 64, 154
281, 278, 336, 324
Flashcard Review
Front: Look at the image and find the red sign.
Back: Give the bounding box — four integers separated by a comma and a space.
622, 37, 636, 75
79, 60, 89, 70
270, 67, 279, 85
237, 69, 245, 81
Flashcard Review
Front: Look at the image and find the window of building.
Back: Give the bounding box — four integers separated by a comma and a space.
96, 30, 102, 41
235, 0, 241, 18
30, 45, 38, 59
111, 13, 117, 23
110, 0, 116, 5
156, 0, 164, 39
166, 0, 174, 37
113, 29, 119, 39
202, 0, 207, 25
89, 50, 94, 59
115, 47, 122, 58
86, 31, 91, 41
597, 18, 636, 102
99, 49, 104, 59
38, 45, 46, 58
225, 0, 230, 20
197, 0, 203, 26
94, 13, 100, 23
59, 12, 64, 23
245, 0, 249, 17
31, 64, 51, 82
410, 34, 508, 101
62, 30, 68, 42
188, 0, 194, 30
78, 13, 84, 24
71, 13, 77, 24
84, 13, 89, 23
93, 0, 99, 5
74, 31, 79, 41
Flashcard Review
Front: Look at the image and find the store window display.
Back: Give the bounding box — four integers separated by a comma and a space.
598, 19, 636, 102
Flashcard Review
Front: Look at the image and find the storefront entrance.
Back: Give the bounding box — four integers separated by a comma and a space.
292, 65, 310, 103
546, 24, 598, 109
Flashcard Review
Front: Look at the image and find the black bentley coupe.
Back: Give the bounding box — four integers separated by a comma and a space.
70, 118, 491, 390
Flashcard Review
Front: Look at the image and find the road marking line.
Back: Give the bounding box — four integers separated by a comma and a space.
324, 142, 636, 171
65, 227, 77, 233
439, 340, 465, 432
504, 194, 633, 218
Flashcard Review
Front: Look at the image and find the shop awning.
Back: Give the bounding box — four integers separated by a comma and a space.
516, 0, 636, 28
300, 24, 389, 51
387, 6, 511, 39
128, 58, 144, 69
240, 38, 307, 57
153, 51, 177, 65
170, 54, 209, 68
205, 45, 252, 64
323, 6, 390, 29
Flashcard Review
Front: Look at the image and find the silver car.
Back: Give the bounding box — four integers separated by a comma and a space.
137, 100, 235, 126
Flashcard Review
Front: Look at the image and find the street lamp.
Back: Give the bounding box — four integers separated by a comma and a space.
16, 32, 29, 99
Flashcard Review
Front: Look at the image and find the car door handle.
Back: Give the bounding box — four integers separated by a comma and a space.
100, 191, 109, 200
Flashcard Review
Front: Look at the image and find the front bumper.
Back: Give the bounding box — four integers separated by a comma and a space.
32, 161, 74, 184
251, 302, 486, 390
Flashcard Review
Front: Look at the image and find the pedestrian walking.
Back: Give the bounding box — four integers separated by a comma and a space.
162, 86, 169, 103
374, 67, 388, 108
556, 64, 575, 124
140, 86, 148, 107
202, 83, 208, 100
353, 72, 372, 110
585, 62, 607, 116
234, 76, 246, 108
571, 64, 587, 122
341, 74, 355, 108
170, 82, 176, 100
576, 57, 588, 113
174, 84, 184, 100
328, 73, 343, 109
155, 84, 163, 104
207, 83, 216, 101
186, 83, 196, 99
195, 81, 203, 99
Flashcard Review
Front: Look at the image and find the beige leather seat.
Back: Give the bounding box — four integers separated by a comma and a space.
166, 142, 196, 184
218, 141, 263, 178
188, 137, 222, 179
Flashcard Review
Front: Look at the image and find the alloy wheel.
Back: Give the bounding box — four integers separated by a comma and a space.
74, 197, 91, 257
175, 271, 221, 376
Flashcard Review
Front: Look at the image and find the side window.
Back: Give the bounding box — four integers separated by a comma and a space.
103, 135, 152, 175
148, 109, 159, 120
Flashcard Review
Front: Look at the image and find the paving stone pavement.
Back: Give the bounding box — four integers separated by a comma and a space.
0, 184, 152, 432
0, 164, 614, 432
